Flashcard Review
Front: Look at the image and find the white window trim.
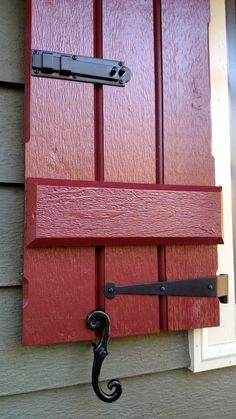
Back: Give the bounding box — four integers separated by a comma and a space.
188, 0, 236, 372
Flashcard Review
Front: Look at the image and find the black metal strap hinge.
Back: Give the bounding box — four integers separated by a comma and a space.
104, 274, 228, 304
31, 50, 132, 86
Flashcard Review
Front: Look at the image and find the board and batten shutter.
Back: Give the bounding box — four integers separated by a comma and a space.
23, 0, 222, 345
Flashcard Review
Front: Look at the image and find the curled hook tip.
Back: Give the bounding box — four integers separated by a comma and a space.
95, 379, 122, 403
86, 310, 110, 330
108, 379, 122, 400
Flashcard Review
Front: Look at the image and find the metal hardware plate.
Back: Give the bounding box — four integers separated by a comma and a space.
104, 274, 228, 303
31, 50, 132, 86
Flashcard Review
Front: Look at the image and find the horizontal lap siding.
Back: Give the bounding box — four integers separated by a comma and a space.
1, 367, 236, 419
0, 1, 25, 288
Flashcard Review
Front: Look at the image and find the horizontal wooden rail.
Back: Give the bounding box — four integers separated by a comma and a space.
26, 178, 222, 247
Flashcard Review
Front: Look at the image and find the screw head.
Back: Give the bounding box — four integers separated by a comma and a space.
208, 284, 213, 290
160, 286, 165, 291
119, 79, 125, 85
118, 61, 124, 66
72, 55, 77, 60
99, 349, 107, 358
72, 75, 77, 79
33, 69, 39, 75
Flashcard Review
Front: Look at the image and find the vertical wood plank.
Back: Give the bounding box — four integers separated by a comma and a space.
23, 0, 96, 344
26, 0, 95, 180
103, 0, 159, 336
162, 0, 219, 330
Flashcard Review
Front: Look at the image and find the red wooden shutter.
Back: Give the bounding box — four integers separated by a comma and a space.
23, 0, 222, 345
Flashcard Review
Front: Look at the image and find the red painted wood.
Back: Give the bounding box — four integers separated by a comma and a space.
23, 0, 96, 345
162, 0, 219, 330
23, 0, 222, 344
23, 247, 94, 345
103, 0, 159, 337
25, 179, 222, 247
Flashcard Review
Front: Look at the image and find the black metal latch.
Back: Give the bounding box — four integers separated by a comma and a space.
104, 274, 228, 304
32, 50, 132, 86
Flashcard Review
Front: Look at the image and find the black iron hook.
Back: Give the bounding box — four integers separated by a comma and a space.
86, 310, 122, 403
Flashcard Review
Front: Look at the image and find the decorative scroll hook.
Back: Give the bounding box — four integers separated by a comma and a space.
86, 310, 122, 403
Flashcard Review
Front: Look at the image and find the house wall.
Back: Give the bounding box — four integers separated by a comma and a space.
0, 1, 235, 418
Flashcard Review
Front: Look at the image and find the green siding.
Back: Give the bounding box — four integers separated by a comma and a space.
1, 367, 236, 419
0, 0, 25, 84
0, 88, 24, 183
0, 187, 23, 286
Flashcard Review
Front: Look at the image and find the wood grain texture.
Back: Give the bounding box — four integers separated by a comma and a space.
25, 179, 222, 247
162, 0, 214, 186
0, 288, 188, 396
162, 0, 219, 329
23, 0, 96, 344
23, 248, 95, 345
25, 0, 95, 179
103, 1, 156, 184
0, 187, 23, 286
103, 0, 159, 337
1, 366, 236, 419
0, 88, 24, 183
0, 0, 25, 83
